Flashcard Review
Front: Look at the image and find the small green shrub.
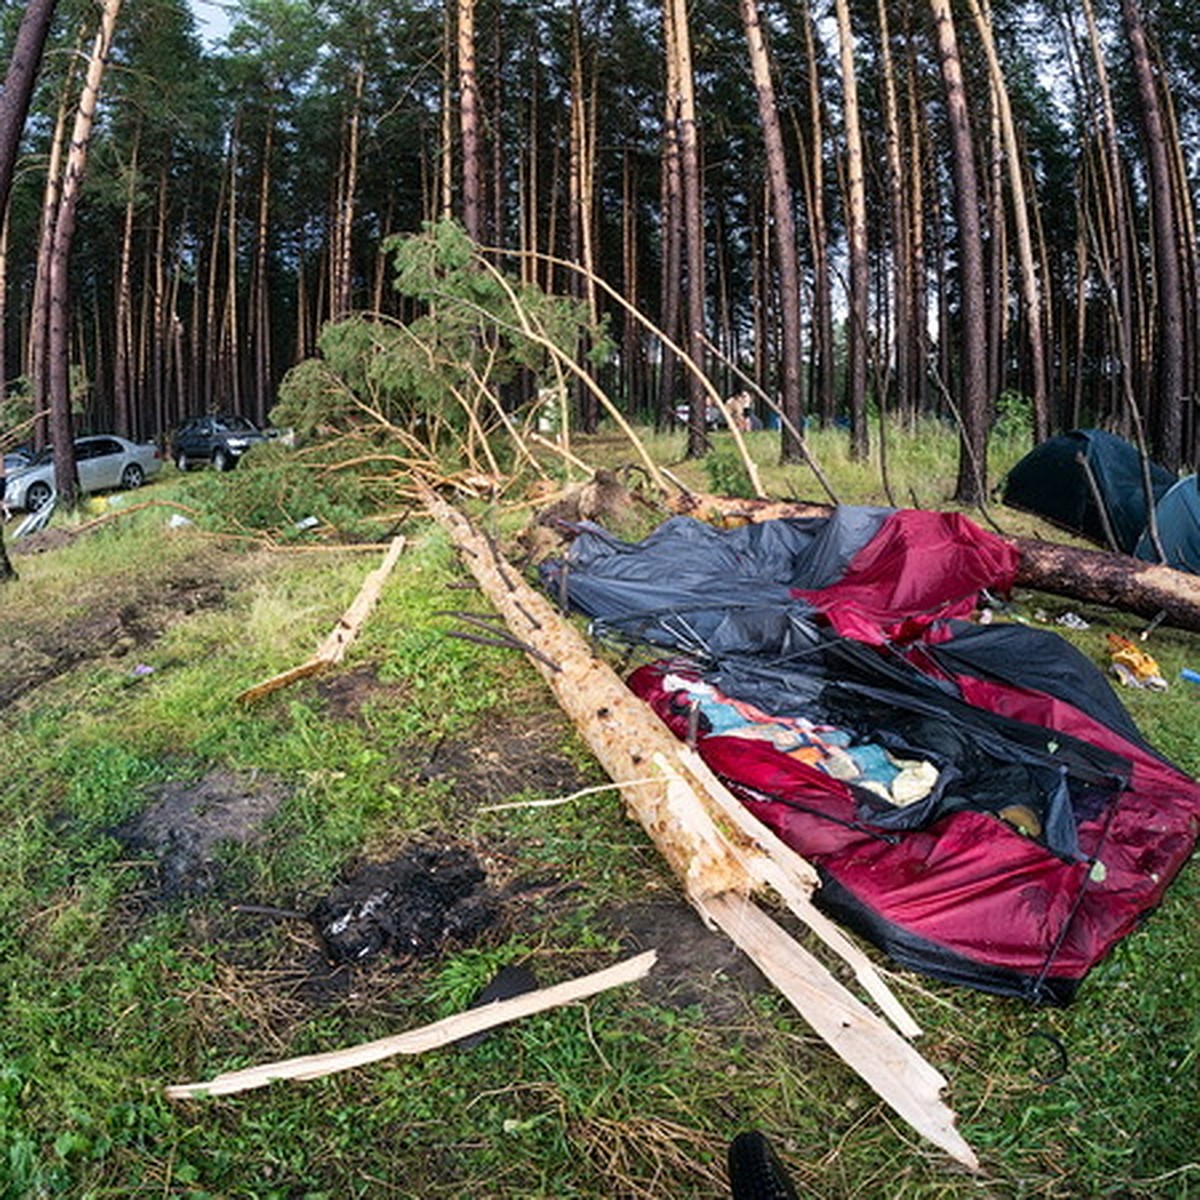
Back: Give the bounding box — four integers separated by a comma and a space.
179, 442, 387, 541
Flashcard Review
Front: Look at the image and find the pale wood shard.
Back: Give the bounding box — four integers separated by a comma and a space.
166, 950, 656, 1100
699, 893, 978, 1171
421, 485, 978, 1169
237, 534, 406, 704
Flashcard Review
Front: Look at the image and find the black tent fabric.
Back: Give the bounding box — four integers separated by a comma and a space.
1136, 474, 1200, 574
1000, 429, 1174, 552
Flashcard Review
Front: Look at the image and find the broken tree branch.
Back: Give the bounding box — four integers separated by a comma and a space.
237, 534, 406, 704
166, 950, 656, 1099
422, 485, 978, 1169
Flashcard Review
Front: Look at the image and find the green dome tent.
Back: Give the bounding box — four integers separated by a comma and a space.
1000, 429, 1174, 553
1137, 475, 1200, 574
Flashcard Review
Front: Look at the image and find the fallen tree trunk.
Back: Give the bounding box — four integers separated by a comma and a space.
422, 484, 978, 1170
667, 490, 1200, 633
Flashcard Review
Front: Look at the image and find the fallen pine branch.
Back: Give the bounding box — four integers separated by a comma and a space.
421, 485, 978, 1170
666, 488, 1200, 633
237, 534, 406, 704
166, 949, 656, 1099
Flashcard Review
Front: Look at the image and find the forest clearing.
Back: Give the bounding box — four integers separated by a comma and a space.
3, 0, 1200, 1194
1, 418, 1198, 1197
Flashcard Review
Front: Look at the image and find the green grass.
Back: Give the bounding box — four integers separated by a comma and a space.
0, 425, 1197, 1197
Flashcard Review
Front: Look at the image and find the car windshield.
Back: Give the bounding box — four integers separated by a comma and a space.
222, 416, 257, 432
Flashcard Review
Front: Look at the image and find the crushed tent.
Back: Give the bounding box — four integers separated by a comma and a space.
543, 507, 1200, 1004
1000, 428, 1174, 553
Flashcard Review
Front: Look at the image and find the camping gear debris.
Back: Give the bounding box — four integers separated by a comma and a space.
668, 486, 1200, 633
1056, 611, 1090, 631
1106, 634, 1168, 691
166, 950, 656, 1099
237, 533, 405, 703
549, 503, 1200, 1006
423, 485, 978, 1170
457, 963, 540, 1048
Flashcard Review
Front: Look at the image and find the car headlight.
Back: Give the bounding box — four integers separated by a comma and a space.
227, 438, 249, 449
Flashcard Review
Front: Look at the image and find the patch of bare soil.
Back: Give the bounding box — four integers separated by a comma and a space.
113, 768, 287, 898
607, 898, 771, 1022
312, 664, 386, 722
415, 705, 595, 807
0, 567, 227, 707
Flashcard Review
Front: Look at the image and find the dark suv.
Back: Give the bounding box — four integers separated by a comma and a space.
172, 415, 270, 472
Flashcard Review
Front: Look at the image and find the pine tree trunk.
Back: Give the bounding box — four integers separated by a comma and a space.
966, 0, 1048, 441
668, 0, 708, 460
834, 0, 869, 460
1121, 0, 1184, 469
740, 0, 803, 460
458, 0, 481, 243
928, 0, 989, 505
48, 0, 124, 508
658, 2, 683, 429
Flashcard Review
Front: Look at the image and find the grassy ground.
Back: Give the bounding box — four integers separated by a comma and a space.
0, 423, 1197, 1198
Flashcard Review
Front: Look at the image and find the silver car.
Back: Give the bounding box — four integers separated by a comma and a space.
4, 435, 163, 512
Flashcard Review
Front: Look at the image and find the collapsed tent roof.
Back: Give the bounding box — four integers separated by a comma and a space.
1000, 428, 1174, 553
1136, 474, 1200, 574
545, 508, 1200, 1004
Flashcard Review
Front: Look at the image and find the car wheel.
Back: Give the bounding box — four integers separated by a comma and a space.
175, 450, 189, 472
25, 481, 52, 512
121, 463, 145, 490
213, 447, 232, 472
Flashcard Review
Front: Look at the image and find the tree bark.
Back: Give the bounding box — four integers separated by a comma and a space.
739, 0, 803, 459
667, 0, 708, 460
1121, 0, 1185, 470
0, 0, 59, 581
457, 0, 481, 243
965, 0, 1048, 442
928, 0, 989, 505
834, 0, 869, 460
48, 0, 124, 508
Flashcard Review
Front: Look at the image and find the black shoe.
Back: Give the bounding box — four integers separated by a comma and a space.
727, 1130, 799, 1200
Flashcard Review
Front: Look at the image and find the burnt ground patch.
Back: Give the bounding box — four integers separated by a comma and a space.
113, 767, 288, 898
309, 842, 501, 965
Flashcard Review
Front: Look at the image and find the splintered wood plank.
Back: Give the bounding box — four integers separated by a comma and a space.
237, 534, 406, 703
699, 892, 978, 1170
167, 951, 656, 1099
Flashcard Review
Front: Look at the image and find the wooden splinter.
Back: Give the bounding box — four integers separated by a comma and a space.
167, 950, 656, 1100
237, 534, 406, 704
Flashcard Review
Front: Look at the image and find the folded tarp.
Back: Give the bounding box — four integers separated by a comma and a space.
546, 507, 1200, 1003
